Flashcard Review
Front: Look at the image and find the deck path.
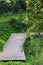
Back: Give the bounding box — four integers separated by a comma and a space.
0, 33, 26, 60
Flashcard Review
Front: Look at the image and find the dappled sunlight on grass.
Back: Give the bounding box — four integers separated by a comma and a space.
0, 14, 18, 22
0, 39, 5, 52
0, 12, 26, 22
0, 39, 5, 44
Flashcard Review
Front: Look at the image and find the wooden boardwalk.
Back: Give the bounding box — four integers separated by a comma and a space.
0, 33, 26, 60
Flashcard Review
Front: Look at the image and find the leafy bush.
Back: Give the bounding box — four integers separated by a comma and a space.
8, 18, 28, 32
24, 35, 43, 59
0, 0, 10, 13
0, 0, 26, 13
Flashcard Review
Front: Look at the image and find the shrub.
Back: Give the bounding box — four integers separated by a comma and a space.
8, 18, 28, 32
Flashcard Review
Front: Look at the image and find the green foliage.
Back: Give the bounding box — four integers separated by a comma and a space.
24, 35, 43, 60
0, 0, 10, 13
0, 0, 26, 13
8, 18, 28, 32
0, 0, 43, 65
25, 0, 43, 33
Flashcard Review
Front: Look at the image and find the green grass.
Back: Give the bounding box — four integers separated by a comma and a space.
0, 12, 26, 22
0, 13, 43, 65
0, 13, 19, 22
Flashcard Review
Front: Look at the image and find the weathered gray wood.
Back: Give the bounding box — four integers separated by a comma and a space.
0, 33, 26, 60
30, 32, 43, 36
